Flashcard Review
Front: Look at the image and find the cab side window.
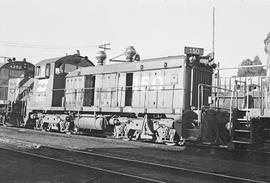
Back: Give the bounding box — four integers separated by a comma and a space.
35, 66, 41, 76
45, 64, 50, 77
55, 64, 64, 75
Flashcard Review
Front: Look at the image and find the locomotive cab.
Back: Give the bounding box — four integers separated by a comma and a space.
25, 54, 94, 130
28, 54, 94, 111
52, 55, 94, 107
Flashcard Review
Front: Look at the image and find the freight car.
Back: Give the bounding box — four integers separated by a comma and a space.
23, 47, 216, 144
0, 59, 34, 126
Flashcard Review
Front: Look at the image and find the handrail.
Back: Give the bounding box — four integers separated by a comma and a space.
197, 84, 233, 110
61, 84, 185, 110
229, 89, 234, 133
62, 85, 185, 93
234, 79, 262, 110
216, 76, 269, 115
200, 105, 230, 111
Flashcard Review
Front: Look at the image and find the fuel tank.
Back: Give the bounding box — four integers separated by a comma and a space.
74, 115, 106, 130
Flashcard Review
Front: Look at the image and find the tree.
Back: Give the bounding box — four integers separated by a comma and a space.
265, 32, 270, 71
237, 56, 266, 77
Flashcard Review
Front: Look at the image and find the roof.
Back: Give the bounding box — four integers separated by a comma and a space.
56, 54, 94, 67
36, 57, 63, 66
36, 54, 94, 67
0, 61, 35, 70
142, 55, 185, 62
67, 55, 186, 77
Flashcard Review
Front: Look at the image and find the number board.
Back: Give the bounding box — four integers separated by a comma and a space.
184, 47, 204, 56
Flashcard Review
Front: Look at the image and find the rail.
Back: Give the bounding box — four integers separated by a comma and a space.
1, 139, 267, 183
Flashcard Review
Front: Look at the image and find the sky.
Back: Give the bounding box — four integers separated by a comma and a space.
0, 0, 270, 76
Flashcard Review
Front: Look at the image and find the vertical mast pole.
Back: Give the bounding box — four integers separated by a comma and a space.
212, 6, 215, 60
213, 7, 220, 107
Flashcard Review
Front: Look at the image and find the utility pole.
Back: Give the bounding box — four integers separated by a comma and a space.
212, 6, 215, 60
213, 7, 218, 87
212, 7, 220, 108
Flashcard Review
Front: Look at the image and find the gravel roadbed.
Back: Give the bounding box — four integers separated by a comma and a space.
0, 126, 185, 151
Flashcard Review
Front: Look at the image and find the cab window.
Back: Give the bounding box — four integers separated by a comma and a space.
35, 66, 41, 76
55, 64, 64, 75
65, 64, 76, 73
45, 64, 50, 77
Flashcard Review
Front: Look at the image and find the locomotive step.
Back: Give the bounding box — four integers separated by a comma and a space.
238, 109, 251, 112
234, 129, 250, 133
265, 140, 270, 143
232, 140, 251, 144
238, 121, 250, 124
236, 118, 250, 121
237, 121, 250, 125
235, 123, 250, 129
235, 112, 249, 119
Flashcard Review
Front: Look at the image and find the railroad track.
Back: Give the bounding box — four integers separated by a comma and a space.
0, 145, 267, 183
0, 146, 162, 183
2, 126, 270, 155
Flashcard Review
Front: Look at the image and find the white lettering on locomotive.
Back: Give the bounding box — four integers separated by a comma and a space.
36, 80, 48, 92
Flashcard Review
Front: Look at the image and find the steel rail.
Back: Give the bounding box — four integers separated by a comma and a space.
69, 148, 268, 183
0, 129, 269, 183
0, 146, 165, 183
26, 141, 268, 183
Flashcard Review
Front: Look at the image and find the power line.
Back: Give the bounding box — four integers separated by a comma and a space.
0, 41, 99, 49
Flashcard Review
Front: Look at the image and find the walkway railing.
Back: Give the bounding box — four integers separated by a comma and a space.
62, 84, 184, 110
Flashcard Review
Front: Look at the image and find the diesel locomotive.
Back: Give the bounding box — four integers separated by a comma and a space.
4, 46, 268, 149
16, 46, 214, 145
0, 58, 34, 125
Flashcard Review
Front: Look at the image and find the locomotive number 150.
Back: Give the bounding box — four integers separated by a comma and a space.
184, 46, 204, 56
